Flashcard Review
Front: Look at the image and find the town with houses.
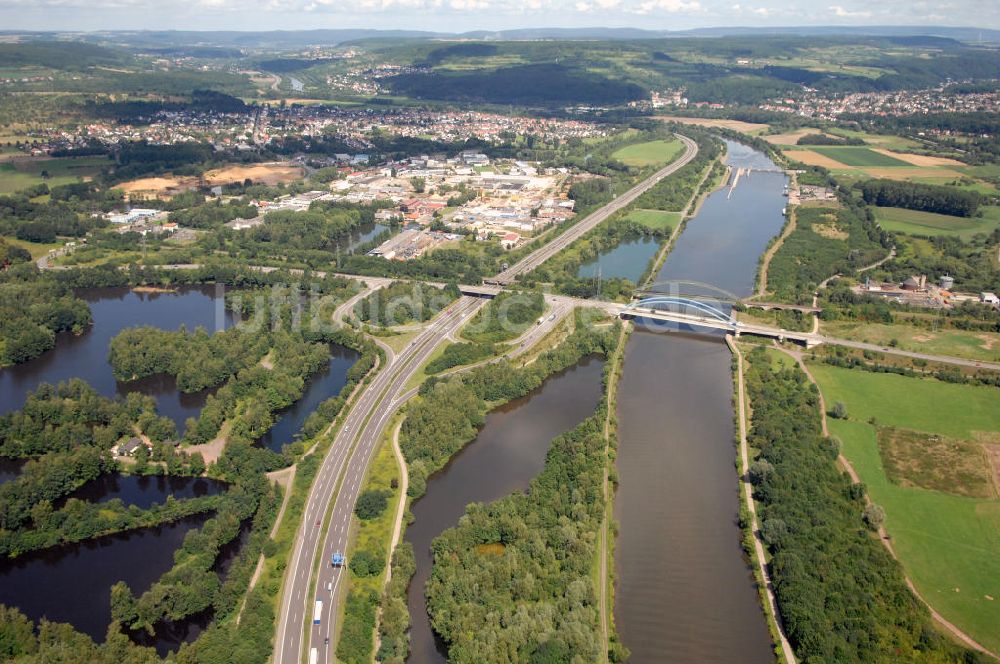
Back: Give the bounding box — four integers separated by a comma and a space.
637, 81, 998, 125
13, 106, 606, 157
105, 148, 576, 260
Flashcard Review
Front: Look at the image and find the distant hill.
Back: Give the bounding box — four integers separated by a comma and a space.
2, 26, 998, 50
0, 41, 131, 70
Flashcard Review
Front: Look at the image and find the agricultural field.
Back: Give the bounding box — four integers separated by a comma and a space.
807, 364, 1000, 656
873, 206, 1000, 240
0, 155, 109, 194
611, 138, 683, 168
623, 208, 679, 230
806, 146, 913, 168
819, 320, 1000, 363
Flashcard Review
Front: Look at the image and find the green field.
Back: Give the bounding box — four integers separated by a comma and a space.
1, 235, 62, 260
624, 208, 679, 230
0, 156, 109, 194
612, 138, 683, 168
808, 364, 1000, 655
821, 320, 1000, 363
874, 206, 1000, 240
810, 146, 913, 167
825, 128, 924, 151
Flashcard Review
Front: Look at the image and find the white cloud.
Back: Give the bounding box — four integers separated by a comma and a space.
829, 3, 872, 17
633, 0, 702, 13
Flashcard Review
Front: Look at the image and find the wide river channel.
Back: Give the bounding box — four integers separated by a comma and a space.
612, 140, 786, 662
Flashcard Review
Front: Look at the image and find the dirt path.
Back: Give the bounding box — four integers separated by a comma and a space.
598, 324, 628, 661
183, 422, 230, 465
237, 465, 296, 624
728, 337, 798, 663
856, 246, 897, 274
755, 173, 797, 299
775, 344, 997, 660
383, 419, 409, 588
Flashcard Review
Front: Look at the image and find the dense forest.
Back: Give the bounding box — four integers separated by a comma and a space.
109, 326, 269, 392
766, 200, 890, 303
427, 412, 610, 662
354, 281, 460, 327
0, 275, 92, 365
742, 346, 981, 663
386, 63, 647, 106
859, 179, 985, 218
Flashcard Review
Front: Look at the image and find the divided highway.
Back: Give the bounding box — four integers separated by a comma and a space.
492, 133, 698, 283
276, 296, 485, 664
273, 136, 699, 663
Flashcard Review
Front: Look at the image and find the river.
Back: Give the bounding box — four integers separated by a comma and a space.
406, 356, 607, 663
612, 139, 786, 662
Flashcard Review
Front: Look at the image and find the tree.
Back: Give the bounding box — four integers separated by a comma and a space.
748, 459, 774, 485
109, 581, 138, 626
829, 401, 848, 420
349, 549, 385, 577
354, 490, 388, 520
761, 518, 788, 548
0, 605, 38, 657
863, 503, 886, 530
409, 176, 426, 193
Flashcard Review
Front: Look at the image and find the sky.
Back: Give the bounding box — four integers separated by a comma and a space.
0, 0, 996, 32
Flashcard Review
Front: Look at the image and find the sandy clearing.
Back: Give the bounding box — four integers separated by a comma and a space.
116, 175, 192, 196
203, 163, 304, 186
784, 148, 849, 169
655, 116, 768, 133
872, 149, 965, 167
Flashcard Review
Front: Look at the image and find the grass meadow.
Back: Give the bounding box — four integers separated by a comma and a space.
808, 363, 1000, 655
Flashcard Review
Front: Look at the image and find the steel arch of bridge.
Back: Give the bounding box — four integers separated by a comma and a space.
628, 296, 737, 325
637, 280, 741, 304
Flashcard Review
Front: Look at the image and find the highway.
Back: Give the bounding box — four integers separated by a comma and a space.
275, 295, 485, 664
492, 132, 698, 283
273, 137, 703, 663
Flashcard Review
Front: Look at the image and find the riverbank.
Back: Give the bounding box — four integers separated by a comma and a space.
598, 323, 630, 661
727, 336, 797, 664
753, 171, 798, 299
